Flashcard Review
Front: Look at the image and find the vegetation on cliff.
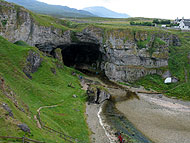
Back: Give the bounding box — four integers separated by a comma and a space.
133, 31, 190, 100
0, 36, 90, 142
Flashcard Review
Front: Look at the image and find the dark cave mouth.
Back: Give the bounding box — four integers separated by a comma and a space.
57, 43, 103, 71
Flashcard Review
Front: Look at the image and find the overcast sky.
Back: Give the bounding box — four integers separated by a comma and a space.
38, 0, 189, 19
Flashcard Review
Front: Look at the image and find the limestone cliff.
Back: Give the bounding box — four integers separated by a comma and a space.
0, 1, 71, 52
75, 27, 180, 82
0, 1, 180, 82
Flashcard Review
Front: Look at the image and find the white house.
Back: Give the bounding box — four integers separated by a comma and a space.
161, 25, 167, 28
174, 17, 190, 30
179, 20, 190, 30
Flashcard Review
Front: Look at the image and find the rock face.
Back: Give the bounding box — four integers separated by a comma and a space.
17, 123, 31, 133
0, 1, 71, 53
23, 50, 42, 79
87, 86, 111, 104
0, 1, 181, 82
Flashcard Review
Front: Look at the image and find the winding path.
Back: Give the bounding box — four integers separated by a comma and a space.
34, 104, 59, 129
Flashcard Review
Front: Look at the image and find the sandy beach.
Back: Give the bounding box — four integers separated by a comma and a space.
116, 92, 190, 143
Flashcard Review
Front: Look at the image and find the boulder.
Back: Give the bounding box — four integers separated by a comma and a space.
17, 123, 31, 133
164, 77, 178, 84
171, 77, 179, 83
50, 68, 56, 75
72, 94, 77, 98
162, 71, 171, 79
2, 103, 13, 117
87, 85, 110, 104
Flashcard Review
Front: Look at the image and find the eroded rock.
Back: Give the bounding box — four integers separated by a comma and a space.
87, 85, 111, 104
2, 103, 13, 117
0, 1, 181, 82
23, 50, 42, 79
17, 123, 31, 133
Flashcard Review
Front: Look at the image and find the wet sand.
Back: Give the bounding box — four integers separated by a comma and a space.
86, 103, 118, 143
82, 78, 118, 143
86, 103, 110, 143
116, 92, 190, 143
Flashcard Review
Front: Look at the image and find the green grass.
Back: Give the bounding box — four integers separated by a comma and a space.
137, 36, 151, 49
0, 36, 90, 143
14, 40, 30, 47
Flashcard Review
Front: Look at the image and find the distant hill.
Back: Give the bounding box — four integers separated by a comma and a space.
5, 0, 96, 18
83, 6, 130, 18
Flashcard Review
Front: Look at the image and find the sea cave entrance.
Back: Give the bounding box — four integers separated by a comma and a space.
57, 42, 103, 73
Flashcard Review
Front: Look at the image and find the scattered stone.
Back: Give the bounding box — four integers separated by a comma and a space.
19, 107, 25, 113
50, 68, 56, 75
72, 72, 76, 76
162, 71, 171, 79
68, 83, 75, 88
72, 94, 77, 98
158, 94, 163, 98
73, 108, 80, 112
17, 123, 31, 133
188, 53, 190, 64
171, 77, 178, 83
164, 77, 178, 84
2, 103, 13, 117
24, 73, 32, 79
0, 77, 5, 90
56, 62, 64, 69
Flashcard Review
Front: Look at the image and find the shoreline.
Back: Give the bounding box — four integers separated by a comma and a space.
116, 89, 190, 143
85, 102, 118, 143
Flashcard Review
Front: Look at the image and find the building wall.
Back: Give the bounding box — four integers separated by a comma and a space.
179, 21, 190, 30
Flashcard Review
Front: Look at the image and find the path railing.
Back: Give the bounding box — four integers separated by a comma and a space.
0, 136, 45, 143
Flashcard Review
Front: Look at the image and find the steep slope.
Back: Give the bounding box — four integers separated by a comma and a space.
0, 36, 90, 142
0, 0, 181, 83
0, 0, 190, 102
83, 6, 130, 18
5, 0, 96, 17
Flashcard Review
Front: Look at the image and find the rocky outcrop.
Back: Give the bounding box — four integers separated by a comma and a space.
87, 85, 111, 104
2, 103, 14, 118
0, 1, 181, 82
0, 1, 71, 53
23, 50, 42, 79
17, 123, 31, 133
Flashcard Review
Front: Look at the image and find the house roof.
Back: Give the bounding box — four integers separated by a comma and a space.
184, 21, 190, 26
184, 19, 190, 22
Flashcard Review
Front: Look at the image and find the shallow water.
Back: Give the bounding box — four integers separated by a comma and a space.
103, 100, 152, 143
80, 69, 152, 142
116, 94, 190, 143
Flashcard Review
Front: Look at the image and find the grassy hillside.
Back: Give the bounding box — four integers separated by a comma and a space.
0, 36, 90, 142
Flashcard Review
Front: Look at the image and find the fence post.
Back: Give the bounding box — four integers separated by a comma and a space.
0, 77, 5, 91
22, 135, 25, 143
